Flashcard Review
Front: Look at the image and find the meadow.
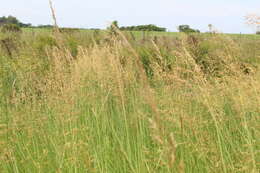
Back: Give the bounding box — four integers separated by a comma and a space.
0, 28, 259, 173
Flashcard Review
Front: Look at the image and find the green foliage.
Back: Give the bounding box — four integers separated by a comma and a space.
120, 24, 166, 32
0, 15, 31, 27
0, 15, 19, 25
178, 25, 200, 33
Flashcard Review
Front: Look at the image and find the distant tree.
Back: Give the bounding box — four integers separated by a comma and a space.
37, 25, 53, 28
0, 16, 18, 25
178, 25, 200, 33
5, 16, 19, 25
59, 27, 80, 34
19, 23, 32, 27
178, 25, 189, 32
89, 28, 100, 30
120, 24, 166, 32
0, 15, 31, 27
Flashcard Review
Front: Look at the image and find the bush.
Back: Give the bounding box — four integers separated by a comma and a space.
0, 15, 31, 27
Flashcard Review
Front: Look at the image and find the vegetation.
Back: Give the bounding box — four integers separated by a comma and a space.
108, 21, 166, 32
120, 24, 166, 32
107, 21, 120, 36
0, 24, 22, 33
37, 24, 54, 28
0, 23, 259, 173
0, 15, 31, 27
178, 25, 200, 33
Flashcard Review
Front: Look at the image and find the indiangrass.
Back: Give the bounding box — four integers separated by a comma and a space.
0, 26, 259, 173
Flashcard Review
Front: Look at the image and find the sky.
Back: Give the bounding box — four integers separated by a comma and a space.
0, 0, 259, 33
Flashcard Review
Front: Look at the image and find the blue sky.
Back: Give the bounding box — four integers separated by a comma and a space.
0, 0, 259, 33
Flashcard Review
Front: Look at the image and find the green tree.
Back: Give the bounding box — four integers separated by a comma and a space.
0, 16, 19, 25
0, 15, 31, 27
178, 25, 200, 33
120, 24, 166, 32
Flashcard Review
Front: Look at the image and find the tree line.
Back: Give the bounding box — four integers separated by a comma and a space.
120, 24, 166, 32
4, 15, 258, 34
109, 20, 201, 33
0, 16, 201, 33
0, 16, 32, 27
0, 16, 202, 33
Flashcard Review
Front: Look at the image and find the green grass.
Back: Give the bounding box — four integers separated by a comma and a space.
0, 28, 259, 172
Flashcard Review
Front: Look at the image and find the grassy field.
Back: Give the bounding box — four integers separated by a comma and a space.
22, 27, 260, 38
0, 28, 259, 172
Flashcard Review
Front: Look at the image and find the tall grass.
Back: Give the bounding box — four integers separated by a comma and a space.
0, 27, 259, 172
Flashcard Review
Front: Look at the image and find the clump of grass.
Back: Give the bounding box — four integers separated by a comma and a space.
1, 24, 22, 33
